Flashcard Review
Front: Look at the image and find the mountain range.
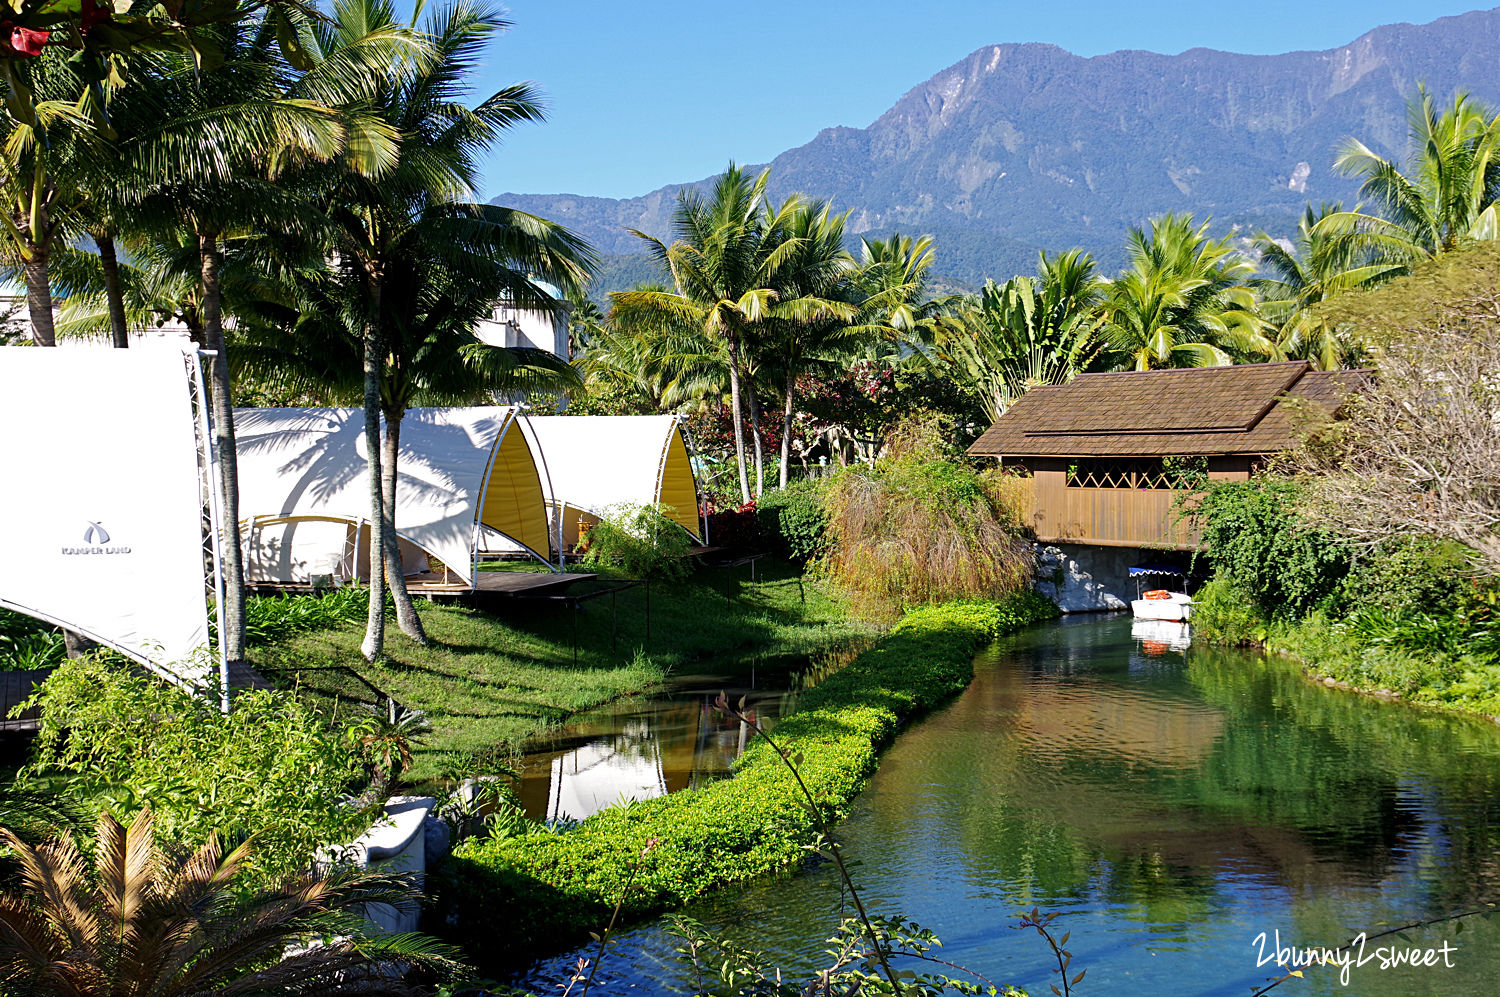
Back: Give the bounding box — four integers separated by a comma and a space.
494, 8, 1500, 293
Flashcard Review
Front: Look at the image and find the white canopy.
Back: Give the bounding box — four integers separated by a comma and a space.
522, 415, 703, 545
0, 347, 216, 685
234, 406, 550, 586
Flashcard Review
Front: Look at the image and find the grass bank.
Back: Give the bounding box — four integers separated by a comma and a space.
1266, 612, 1500, 717
248, 561, 870, 783
434, 592, 1059, 972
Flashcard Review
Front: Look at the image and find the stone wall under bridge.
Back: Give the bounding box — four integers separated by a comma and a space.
1033, 542, 1196, 614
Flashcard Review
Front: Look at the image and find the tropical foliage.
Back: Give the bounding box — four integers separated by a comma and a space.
21, 654, 375, 887
0, 808, 461, 996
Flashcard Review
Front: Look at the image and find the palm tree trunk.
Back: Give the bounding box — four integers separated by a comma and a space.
198, 232, 247, 667
779, 369, 796, 490
380, 410, 429, 645
726, 343, 752, 505
97, 233, 130, 349
22, 242, 54, 347
24, 226, 87, 653
360, 278, 388, 662
746, 385, 765, 499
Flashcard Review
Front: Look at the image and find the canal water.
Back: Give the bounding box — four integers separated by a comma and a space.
513, 645, 861, 823
515, 615, 1500, 995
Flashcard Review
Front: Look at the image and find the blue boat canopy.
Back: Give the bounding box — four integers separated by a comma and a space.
1129, 563, 1186, 578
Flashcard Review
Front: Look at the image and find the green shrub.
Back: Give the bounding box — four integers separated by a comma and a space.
241, 586, 370, 646
1341, 536, 1472, 621
754, 479, 829, 563
22, 655, 375, 886
434, 592, 1058, 970
1190, 577, 1265, 646
0, 608, 65, 671
581, 503, 693, 580
1193, 478, 1350, 620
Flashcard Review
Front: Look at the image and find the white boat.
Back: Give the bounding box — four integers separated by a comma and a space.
1128, 563, 1193, 621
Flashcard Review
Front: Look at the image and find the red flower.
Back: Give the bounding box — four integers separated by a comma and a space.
9, 26, 48, 57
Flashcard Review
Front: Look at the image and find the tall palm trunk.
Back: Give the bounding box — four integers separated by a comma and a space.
198, 232, 246, 667
21, 240, 54, 347
746, 385, 765, 499
360, 272, 388, 662
726, 338, 752, 505
379, 410, 429, 645
97, 232, 130, 349
779, 369, 796, 490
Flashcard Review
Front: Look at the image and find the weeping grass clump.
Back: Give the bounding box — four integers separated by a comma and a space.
819, 416, 1035, 619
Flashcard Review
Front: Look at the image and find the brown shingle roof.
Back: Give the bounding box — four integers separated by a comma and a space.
966, 362, 1367, 458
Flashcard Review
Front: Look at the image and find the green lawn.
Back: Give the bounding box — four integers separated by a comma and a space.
248, 560, 868, 783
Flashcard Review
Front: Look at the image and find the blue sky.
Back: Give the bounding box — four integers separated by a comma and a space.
473, 2, 1490, 200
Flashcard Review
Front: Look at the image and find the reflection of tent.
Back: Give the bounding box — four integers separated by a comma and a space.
521, 415, 703, 547
0, 347, 220, 688
234, 407, 550, 587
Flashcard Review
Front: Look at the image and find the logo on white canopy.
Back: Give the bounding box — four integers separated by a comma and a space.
62, 520, 132, 556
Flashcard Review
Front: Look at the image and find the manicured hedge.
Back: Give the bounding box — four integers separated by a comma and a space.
434, 591, 1058, 967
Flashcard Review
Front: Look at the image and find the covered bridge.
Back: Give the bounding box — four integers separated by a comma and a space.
967, 361, 1365, 550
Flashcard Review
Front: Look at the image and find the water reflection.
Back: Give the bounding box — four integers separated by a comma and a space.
517, 614, 1500, 996
515, 646, 860, 822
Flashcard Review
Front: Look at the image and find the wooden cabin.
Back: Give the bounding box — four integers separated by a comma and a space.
967, 361, 1365, 550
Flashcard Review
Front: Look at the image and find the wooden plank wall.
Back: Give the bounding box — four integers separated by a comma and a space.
1003, 458, 1256, 549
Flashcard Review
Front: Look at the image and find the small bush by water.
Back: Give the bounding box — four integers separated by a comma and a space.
434, 592, 1058, 970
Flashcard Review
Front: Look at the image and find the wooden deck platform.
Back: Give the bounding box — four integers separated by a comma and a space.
0, 668, 52, 732
408, 571, 596, 596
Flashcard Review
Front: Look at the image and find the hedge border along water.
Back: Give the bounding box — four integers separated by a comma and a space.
435, 592, 1059, 969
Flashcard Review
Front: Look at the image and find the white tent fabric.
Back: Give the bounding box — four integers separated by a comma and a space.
234, 406, 541, 585
0, 347, 214, 684
521, 415, 703, 543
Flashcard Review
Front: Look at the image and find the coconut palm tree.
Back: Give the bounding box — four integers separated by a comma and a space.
1320, 88, 1500, 264
113, 2, 414, 664
0, 808, 461, 995
612, 164, 807, 504
758, 200, 864, 488
1251, 202, 1400, 368
1100, 214, 1263, 370
276, 0, 591, 654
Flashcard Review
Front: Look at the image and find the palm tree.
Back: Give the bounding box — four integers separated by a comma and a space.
284, 0, 591, 654
1321, 88, 1500, 263
853, 233, 960, 344
115, 2, 412, 664
612, 164, 804, 504
0, 808, 461, 995
759, 200, 863, 488
1100, 214, 1263, 370
1251, 202, 1400, 368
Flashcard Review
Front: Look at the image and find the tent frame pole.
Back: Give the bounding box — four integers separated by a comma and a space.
193, 349, 232, 712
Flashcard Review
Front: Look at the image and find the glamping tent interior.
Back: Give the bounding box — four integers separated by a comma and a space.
235, 406, 552, 591
519, 415, 704, 552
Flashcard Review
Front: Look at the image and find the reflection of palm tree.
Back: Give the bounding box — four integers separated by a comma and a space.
0, 809, 460, 995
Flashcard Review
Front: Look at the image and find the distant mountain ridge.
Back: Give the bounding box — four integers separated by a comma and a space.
496, 8, 1500, 290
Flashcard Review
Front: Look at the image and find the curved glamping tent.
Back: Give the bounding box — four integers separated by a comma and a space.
521, 415, 703, 548
235, 406, 551, 588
